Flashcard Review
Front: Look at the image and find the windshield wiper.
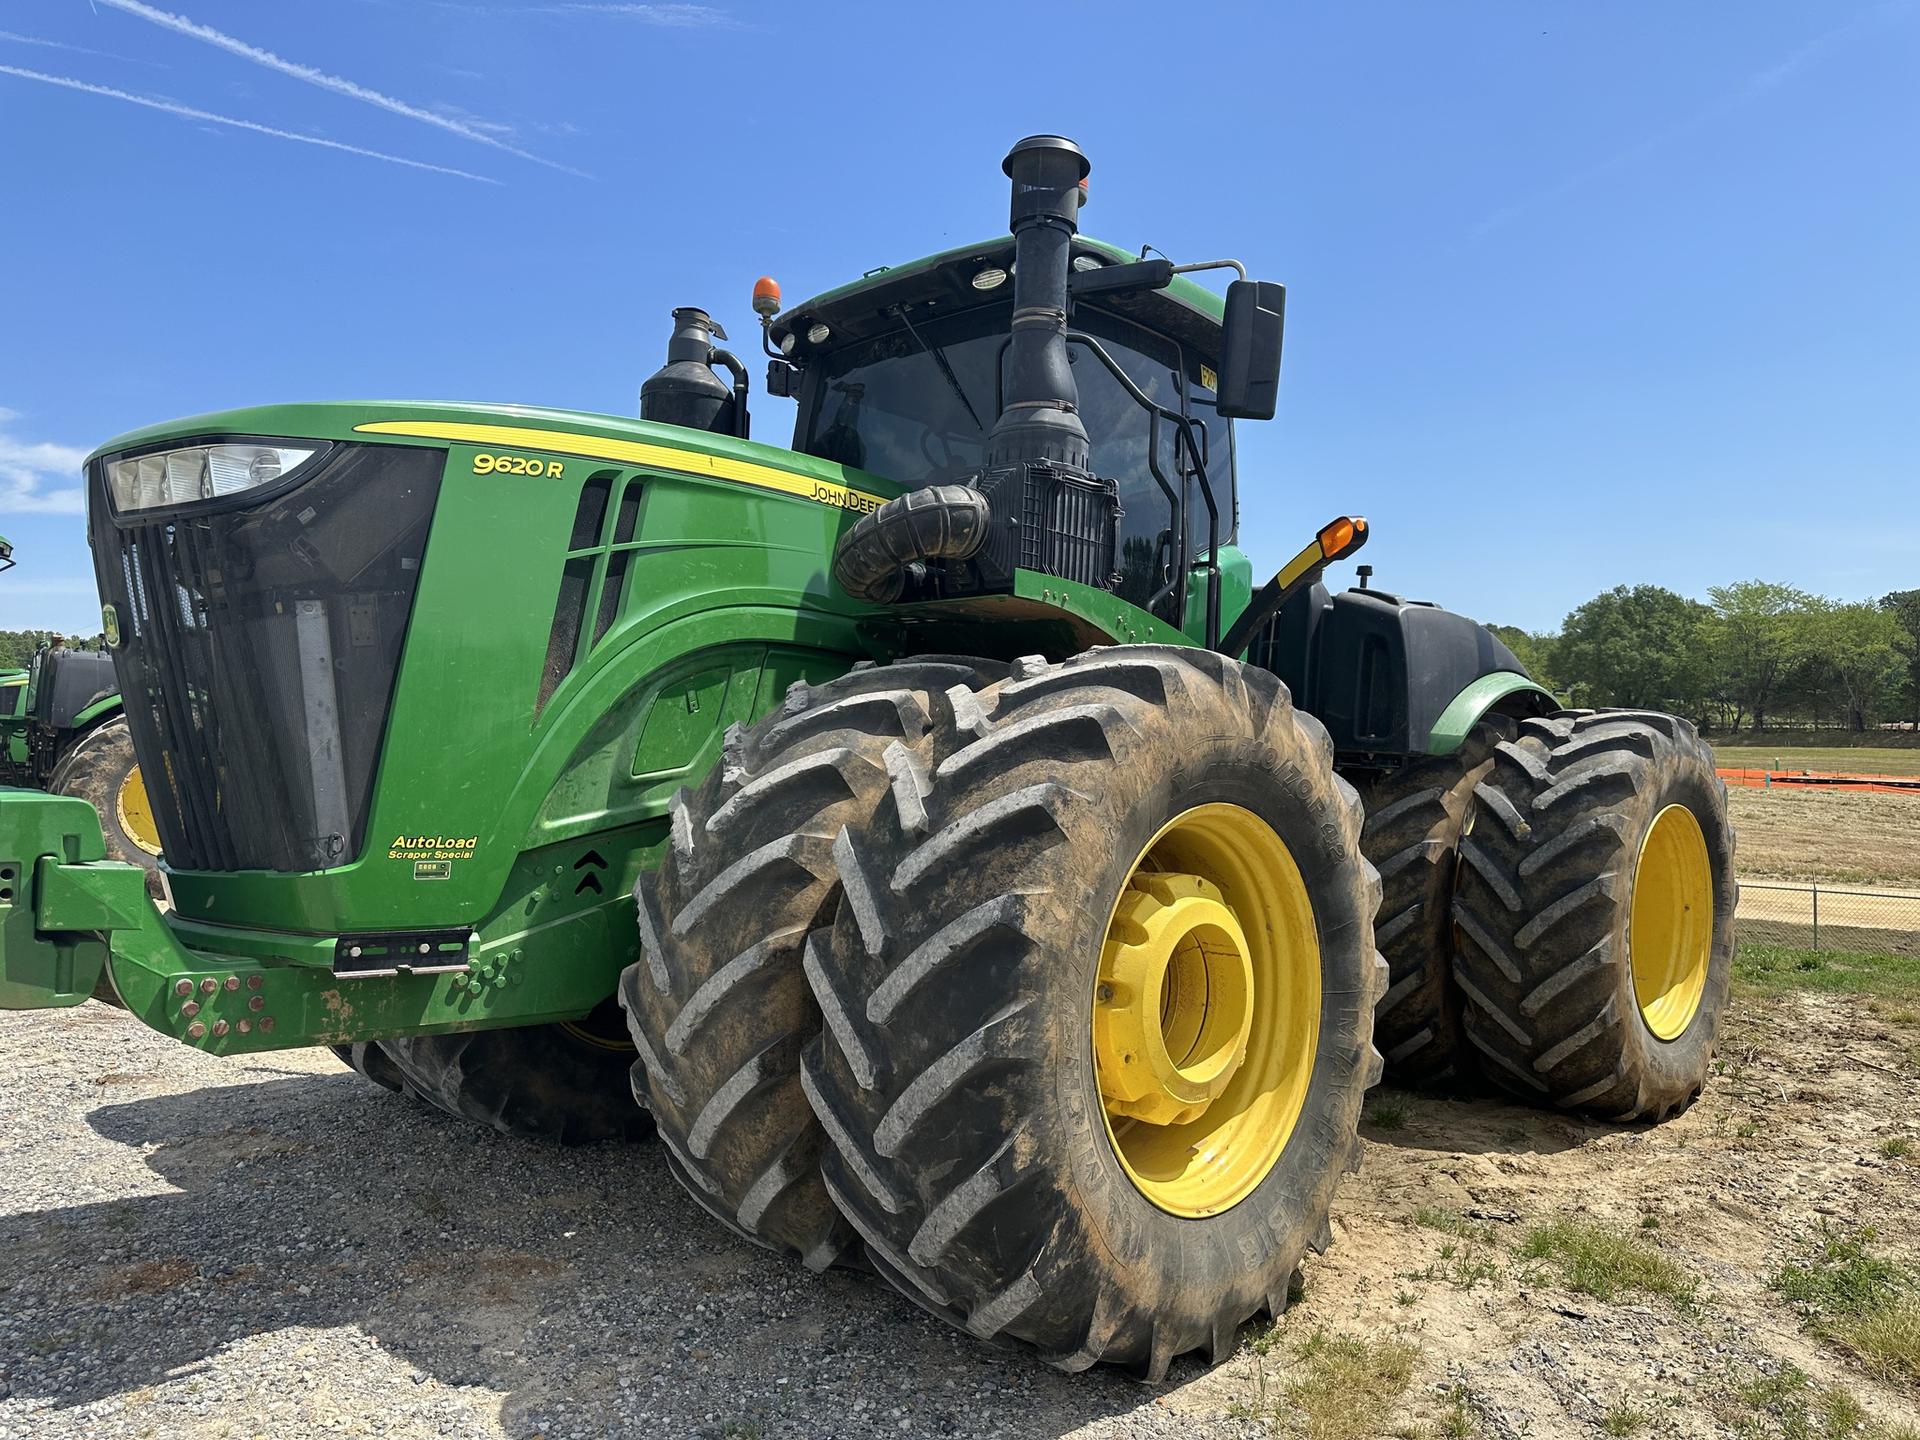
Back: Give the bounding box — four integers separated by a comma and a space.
893, 306, 984, 433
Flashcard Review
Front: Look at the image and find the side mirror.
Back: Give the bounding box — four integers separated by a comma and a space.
1217, 279, 1285, 420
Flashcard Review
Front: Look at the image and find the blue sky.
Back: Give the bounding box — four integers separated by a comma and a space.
2, 0, 1915, 635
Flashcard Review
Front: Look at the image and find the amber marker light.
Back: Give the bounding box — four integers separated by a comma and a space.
752, 276, 782, 318
1317, 516, 1367, 559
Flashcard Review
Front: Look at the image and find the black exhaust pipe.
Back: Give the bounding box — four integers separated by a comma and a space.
987, 135, 1091, 470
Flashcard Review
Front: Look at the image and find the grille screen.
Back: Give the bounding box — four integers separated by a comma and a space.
91, 444, 443, 872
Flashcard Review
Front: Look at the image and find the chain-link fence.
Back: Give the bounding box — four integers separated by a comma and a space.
1737, 880, 1920, 958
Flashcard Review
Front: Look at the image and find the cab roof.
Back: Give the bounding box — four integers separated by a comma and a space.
768, 236, 1229, 366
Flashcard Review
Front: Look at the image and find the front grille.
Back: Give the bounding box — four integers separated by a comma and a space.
91, 444, 444, 872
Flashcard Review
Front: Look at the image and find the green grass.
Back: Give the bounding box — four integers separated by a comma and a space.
1769, 1224, 1920, 1385
1367, 1098, 1408, 1131
1517, 1220, 1698, 1307
1710, 744, 1920, 776
1880, 1137, 1913, 1160
1238, 1329, 1420, 1440
1721, 1362, 1920, 1440
1601, 1400, 1649, 1436
1733, 944, 1920, 1001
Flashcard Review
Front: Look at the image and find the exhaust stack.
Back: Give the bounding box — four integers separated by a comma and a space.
640, 308, 749, 438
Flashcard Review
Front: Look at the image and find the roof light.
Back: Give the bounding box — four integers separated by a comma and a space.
779, 332, 798, 356
806, 322, 831, 345
1071, 254, 1105, 273
970, 266, 1008, 291
752, 276, 782, 318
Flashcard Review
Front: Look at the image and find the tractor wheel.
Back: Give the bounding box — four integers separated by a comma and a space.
1359, 719, 1511, 1087
375, 999, 652, 1143
620, 657, 1008, 1269
50, 718, 163, 1006
801, 648, 1383, 1378
48, 718, 163, 870
329, 1042, 412, 1096
1450, 711, 1736, 1120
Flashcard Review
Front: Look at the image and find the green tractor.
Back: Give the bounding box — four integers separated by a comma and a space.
1, 537, 161, 876
0, 138, 1734, 1377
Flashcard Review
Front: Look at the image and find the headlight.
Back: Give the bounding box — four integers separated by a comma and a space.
105, 441, 327, 513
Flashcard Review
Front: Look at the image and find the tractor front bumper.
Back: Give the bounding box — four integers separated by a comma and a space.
0, 788, 612, 1054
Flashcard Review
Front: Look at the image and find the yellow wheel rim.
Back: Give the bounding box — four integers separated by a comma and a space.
1628, 804, 1713, 1041
1094, 803, 1320, 1218
117, 766, 164, 857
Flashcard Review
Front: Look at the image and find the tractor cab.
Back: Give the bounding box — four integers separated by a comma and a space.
765, 236, 1239, 624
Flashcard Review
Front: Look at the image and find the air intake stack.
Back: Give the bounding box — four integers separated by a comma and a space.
988, 136, 1091, 470
831, 136, 1121, 605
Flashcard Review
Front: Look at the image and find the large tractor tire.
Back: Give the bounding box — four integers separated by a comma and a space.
50, 718, 163, 1006
1451, 710, 1736, 1120
48, 718, 162, 870
620, 658, 1007, 1269
1359, 719, 1510, 1087
328, 1042, 413, 1096
801, 648, 1384, 1378
374, 1000, 652, 1143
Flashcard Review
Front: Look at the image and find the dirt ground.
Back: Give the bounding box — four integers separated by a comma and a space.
3, 988, 1916, 1439
1726, 787, 1920, 888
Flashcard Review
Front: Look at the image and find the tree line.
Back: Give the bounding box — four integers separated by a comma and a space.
1492, 584, 1920, 733
0, 630, 106, 670
9, 588, 1918, 736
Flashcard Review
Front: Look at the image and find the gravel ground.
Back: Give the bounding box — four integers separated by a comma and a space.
0, 1006, 1241, 1440
5, 991, 1917, 1439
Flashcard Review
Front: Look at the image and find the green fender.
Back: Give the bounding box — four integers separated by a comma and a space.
1426, 672, 1558, 756
69, 694, 124, 731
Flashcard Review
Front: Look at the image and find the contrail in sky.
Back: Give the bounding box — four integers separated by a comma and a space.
93, 0, 586, 176
0, 64, 501, 184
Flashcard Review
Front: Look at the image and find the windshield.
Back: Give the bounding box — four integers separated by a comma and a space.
799, 303, 1235, 613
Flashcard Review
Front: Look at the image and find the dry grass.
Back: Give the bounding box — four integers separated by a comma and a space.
1726, 787, 1920, 887
1238, 1328, 1419, 1438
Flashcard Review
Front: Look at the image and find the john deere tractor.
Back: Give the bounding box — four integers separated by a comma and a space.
0, 138, 1734, 1377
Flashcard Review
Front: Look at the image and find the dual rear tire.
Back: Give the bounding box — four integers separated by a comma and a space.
625, 647, 1384, 1377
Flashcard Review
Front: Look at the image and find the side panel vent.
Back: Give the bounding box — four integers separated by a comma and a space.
537, 557, 594, 713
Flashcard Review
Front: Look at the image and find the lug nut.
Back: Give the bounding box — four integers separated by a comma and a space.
259, 1016, 275, 1034
224, 976, 240, 992
174, 979, 193, 997
187, 1021, 206, 1040
199, 978, 217, 995
211, 1019, 229, 1037
248, 996, 264, 1012
237, 1019, 252, 1035
181, 1001, 200, 1018
246, 975, 262, 991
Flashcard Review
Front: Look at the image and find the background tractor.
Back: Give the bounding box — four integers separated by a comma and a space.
2, 539, 159, 877
0, 137, 1735, 1379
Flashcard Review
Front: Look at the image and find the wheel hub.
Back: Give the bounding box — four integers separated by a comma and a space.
1629, 803, 1713, 1041
118, 765, 163, 857
1092, 803, 1321, 1218
1095, 873, 1254, 1126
